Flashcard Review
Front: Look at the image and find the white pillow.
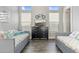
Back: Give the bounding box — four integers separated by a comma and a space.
69, 32, 79, 38
75, 34, 79, 40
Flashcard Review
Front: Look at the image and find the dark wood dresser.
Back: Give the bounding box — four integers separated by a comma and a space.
32, 26, 48, 39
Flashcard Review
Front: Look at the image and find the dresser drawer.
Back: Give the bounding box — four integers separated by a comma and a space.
32, 27, 48, 39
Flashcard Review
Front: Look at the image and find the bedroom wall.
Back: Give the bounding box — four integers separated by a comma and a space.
32, 6, 49, 27
31, 6, 49, 39
58, 7, 64, 33
0, 6, 19, 31
59, 6, 72, 33
71, 6, 79, 32
62, 6, 79, 32
63, 6, 71, 33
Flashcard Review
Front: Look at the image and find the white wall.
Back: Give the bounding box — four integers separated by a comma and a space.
63, 6, 71, 33
58, 7, 64, 33
0, 6, 19, 31
32, 6, 49, 27
62, 6, 79, 32
71, 6, 79, 32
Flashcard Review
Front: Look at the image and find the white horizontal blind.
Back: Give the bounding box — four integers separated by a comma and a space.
21, 13, 31, 31
49, 13, 59, 39
49, 13, 59, 22
21, 13, 31, 26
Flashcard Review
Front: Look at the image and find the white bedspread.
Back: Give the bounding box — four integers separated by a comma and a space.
57, 36, 79, 53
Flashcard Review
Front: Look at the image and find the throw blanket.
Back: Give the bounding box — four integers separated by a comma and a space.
0, 30, 29, 40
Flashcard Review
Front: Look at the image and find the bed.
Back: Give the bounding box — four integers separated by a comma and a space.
56, 32, 79, 53
0, 31, 30, 53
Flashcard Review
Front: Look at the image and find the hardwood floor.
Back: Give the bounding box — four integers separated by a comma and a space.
22, 40, 60, 53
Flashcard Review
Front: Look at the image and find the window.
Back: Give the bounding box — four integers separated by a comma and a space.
49, 13, 59, 22
21, 6, 32, 26
49, 6, 60, 11
21, 6, 32, 11
20, 6, 31, 31
21, 13, 31, 26
49, 6, 60, 33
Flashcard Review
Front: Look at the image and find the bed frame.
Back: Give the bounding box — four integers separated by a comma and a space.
0, 37, 30, 53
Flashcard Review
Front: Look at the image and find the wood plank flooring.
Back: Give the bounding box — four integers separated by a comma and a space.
22, 40, 60, 53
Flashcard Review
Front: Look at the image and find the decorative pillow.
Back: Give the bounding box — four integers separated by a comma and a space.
0, 31, 5, 40
69, 32, 79, 38
4, 30, 29, 39
4, 30, 16, 39
75, 34, 79, 40
14, 31, 29, 36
